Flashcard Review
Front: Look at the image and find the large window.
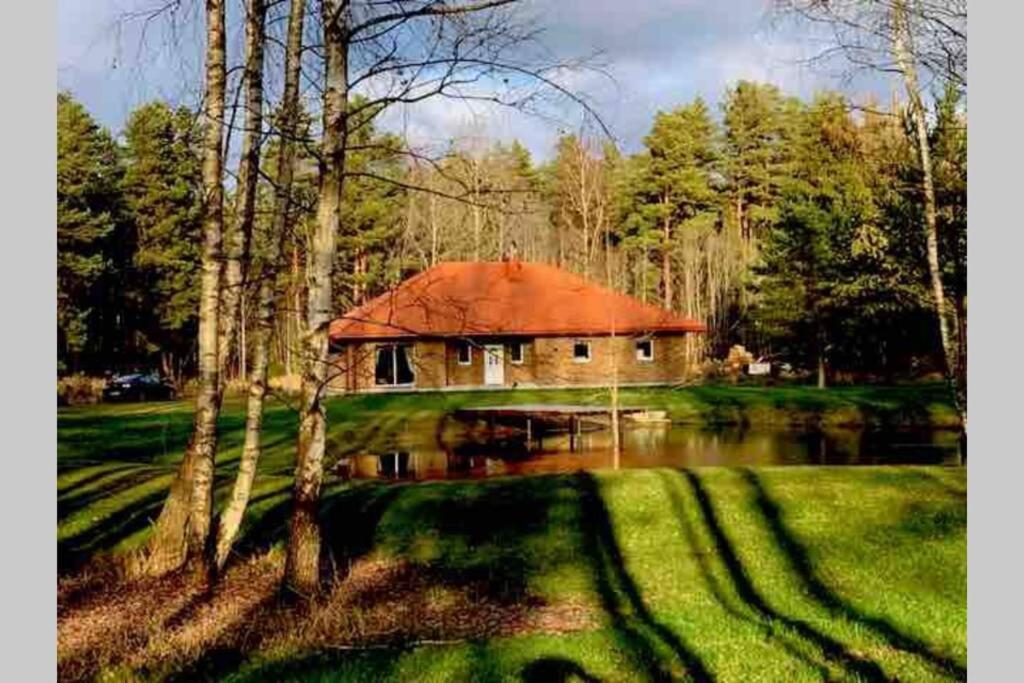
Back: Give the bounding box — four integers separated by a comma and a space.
509, 341, 525, 364
456, 341, 472, 365
375, 344, 415, 386
572, 340, 591, 363
636, 338, 654, 362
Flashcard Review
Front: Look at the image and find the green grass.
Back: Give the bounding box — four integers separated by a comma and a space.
57, 385, 966, 681
205, 468, 963, 682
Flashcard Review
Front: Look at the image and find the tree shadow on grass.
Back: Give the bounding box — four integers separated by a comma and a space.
656, 471, 833, 678
319, 483, 405, 583
674, 470, 890, 681
575, 472, 713, 683
58, 467, 171, 521
902, 468, 967, 501
58, 488, 170, 574
58, 463, 145, 497
522, 656, 602, 682
738, 469, 967, 681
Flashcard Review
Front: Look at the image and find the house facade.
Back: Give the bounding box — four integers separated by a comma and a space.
328, 261, 706, 393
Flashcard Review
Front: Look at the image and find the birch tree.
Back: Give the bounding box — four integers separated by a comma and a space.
144, 0, 227, 577
218, 0, 267, 383
283, 0, 604, 596
214, 0, 305, 571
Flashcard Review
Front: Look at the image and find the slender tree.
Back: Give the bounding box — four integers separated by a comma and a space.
219, 0, 267, 382
214, 0, 303, 571
285, 0, 349, 595
285, 0, 601, 595
889, 0, 965, 425
144, 0, 227, 577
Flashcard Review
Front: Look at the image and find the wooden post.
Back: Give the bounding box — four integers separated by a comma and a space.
526, 417, 532, 450
569, 416, 576, 452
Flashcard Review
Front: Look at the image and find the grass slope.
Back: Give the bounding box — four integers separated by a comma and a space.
57, 386, 966, 681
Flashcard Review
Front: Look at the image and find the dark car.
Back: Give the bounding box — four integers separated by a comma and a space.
102, 373, 176, 402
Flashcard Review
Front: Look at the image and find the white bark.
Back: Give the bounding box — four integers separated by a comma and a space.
215, 0, 300, 571
145, 0, 226, 577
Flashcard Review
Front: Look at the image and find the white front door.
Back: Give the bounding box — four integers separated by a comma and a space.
484, 344, 505, 386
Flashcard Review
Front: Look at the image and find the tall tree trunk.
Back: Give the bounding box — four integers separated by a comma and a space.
285, 0, 349, 596
219, 0, 266, 383
891, 0, 966, 429
604, 222, 620, 468
144, 0, 226, 577
215, 0, 302, 571
661, 210, 673, 311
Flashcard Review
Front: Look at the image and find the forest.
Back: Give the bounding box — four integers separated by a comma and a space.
58, 82, 965, 387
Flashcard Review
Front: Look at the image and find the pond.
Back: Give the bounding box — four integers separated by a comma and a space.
331, 419, 963, 482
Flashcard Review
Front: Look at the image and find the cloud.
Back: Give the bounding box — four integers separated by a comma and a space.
57, 0, 895, 158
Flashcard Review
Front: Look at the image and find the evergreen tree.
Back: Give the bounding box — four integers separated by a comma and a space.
722, 81, 799, 242
57, 92, 124, 372
757, 94, 894, 385
120, 102, 203, 377
335, 104, 406, 308
628, 98, 719, 312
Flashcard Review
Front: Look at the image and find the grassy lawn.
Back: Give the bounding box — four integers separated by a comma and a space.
57, 385, 966, 681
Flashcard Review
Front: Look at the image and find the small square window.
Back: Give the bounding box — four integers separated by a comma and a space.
456, 341, 472, 365
636, 339, 654, 362
572, 340, 591, 363
510, 342, 524, 364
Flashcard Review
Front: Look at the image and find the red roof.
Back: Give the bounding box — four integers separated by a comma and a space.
329, 261, 707, 341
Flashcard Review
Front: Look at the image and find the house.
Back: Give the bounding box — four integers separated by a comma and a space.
328, 261, 706, 392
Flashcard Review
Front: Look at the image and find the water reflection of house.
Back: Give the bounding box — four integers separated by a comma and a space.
349, 450, 454, 480
328, 261, 706, 393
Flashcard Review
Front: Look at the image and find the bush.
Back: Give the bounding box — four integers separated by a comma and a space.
58, 375, 107, 405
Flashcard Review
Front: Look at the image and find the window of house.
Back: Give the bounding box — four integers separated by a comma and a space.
572, 340, 591, 363
636, 338, 654, 362
509, 341, 525, 364
375, 344, 415, 386
456, 341, 472, 365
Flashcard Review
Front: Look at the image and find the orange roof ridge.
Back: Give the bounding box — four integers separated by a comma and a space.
330, 261, 707, 341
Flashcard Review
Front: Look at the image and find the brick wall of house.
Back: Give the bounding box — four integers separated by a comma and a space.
329, 333, 698, 393
445, 341, 482, 387
529, 335, 693, 387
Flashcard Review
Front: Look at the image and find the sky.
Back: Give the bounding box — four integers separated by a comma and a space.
57, 0, 894, 160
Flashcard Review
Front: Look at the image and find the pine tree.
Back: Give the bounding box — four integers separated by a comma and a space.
722, 81, 798, 243
121, 102, 203, 380
57, 92, 124, 372
336, 106, 406, 308
630, 98, 719, 312
757, 94, 884, 386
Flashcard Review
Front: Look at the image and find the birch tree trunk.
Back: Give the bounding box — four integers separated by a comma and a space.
215, 0, 302, 571
144, 0, 226, 577
285, 0, 348, 596
219, 0, 266, 383
890, 0, 966, 429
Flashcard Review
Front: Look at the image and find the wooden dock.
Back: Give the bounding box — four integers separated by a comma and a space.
452, 404, 648, 451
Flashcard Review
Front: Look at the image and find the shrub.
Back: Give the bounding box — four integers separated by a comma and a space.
57, 375, 107, 405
